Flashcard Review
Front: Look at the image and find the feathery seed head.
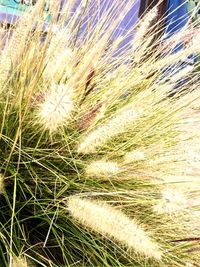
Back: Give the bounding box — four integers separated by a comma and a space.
0, 174, 4, 194
86, 160, 120, 177
132, 7, 158, 52
154, 188, 188, 214
1, 3, 44, 80
44, 47, 74, 82
12, 256, 28, 267
78, 103, 105, 130
68, 196, 162, 260
78, 107, 139, 154
37, 83, 74, 132
124, 150, 146, 164
169, 65, 194, 84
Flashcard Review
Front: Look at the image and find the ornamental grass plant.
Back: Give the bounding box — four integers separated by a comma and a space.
0, 0, 200, 266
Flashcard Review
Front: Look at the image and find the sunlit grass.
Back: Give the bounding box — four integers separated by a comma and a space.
0, 0, 200, 266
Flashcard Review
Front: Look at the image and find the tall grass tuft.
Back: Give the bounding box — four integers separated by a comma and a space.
0, 0, 200, 266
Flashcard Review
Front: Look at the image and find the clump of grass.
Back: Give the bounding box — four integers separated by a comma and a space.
0, 0, 200, 266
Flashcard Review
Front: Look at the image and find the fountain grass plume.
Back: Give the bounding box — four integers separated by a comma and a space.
68, 196, 162, 260
78, 106, 140, 154
12, 256, 28, 267
86, 160, 121, 178
37, 83, 74, 132
0, 0, 200, 266
0, 0, 46, 83
0, 174, 4, 194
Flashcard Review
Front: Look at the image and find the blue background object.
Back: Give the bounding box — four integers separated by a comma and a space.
0, 0, 141, 38
0, 0, 50, 24
165, 0, 189, 35
165, 0, 192, 57
60, 0, 141, 39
